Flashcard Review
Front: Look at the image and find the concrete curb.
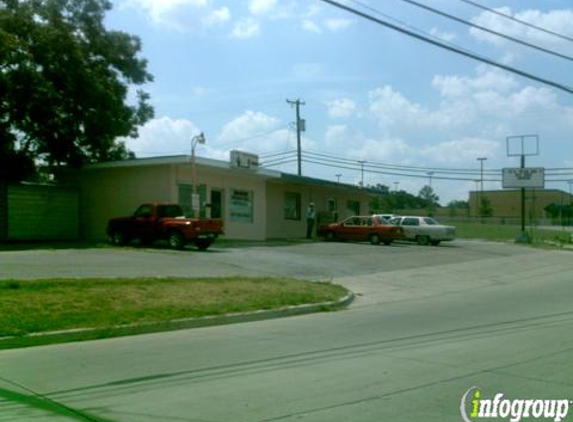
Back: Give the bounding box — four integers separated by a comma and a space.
0, 293, 354, 350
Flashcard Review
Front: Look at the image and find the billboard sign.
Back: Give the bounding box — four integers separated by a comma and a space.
502, 167, 545, 188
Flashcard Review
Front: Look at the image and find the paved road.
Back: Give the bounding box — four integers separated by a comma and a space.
1, 241, 572, 421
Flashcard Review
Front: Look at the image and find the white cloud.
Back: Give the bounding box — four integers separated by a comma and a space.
202, 7, 231, 26
248, 0, 277, 16
215, 110, 315, 156
231, 18, 260, 38
325, 125, 349, 147
302, 19, 322, 34
346, 137, 417, 164
470, 7, 573, 46
432, 68, 518, 98
122, 0, 210, 31
429, 27, 457, 42
326, 98, 357, 118
324, 18, 354, 32
124, 116, 201, 157
420, 138, 501, 165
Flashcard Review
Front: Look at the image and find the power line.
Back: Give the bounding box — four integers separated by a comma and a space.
392, 0, 573, 62
453, 0, 573, 44
318, 0, 573, 94
304, 150, 500, 175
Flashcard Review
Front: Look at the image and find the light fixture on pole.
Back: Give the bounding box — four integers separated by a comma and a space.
191, 132, 206, 218
335, 173, 342, 183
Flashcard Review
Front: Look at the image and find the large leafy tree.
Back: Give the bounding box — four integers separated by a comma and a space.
0, 0, 154, 182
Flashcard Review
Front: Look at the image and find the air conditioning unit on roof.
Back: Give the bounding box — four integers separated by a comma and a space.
230, 150, 259, 169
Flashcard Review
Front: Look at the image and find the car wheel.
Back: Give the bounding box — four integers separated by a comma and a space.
383, 239, 392, 246
169, 231, 185, 250
195, 239, 212, 251
325, 231, 336, 241
416, 235, 430, 246
430, 240, 441, 246
369, 233, 381, 245
110, 231, 126, 246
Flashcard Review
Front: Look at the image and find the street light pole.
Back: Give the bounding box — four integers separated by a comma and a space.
191, 132, 206, 218
427, 171, 434, 189
335, 174, 342, 183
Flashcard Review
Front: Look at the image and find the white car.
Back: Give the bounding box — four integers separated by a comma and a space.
388, 216, 455, 246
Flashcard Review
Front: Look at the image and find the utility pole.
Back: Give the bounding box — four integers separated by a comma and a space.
427, 171, 434, 189
335, 174, 342, 183
358, 160, 366, 187
286, 99, 305, 176
477, 157, 487, 217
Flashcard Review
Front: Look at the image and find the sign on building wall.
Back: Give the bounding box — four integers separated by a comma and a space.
230, 189, 253, 223
502, 167, 545, 189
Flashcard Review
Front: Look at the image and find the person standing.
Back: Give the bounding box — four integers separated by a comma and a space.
306, 202, 316, 239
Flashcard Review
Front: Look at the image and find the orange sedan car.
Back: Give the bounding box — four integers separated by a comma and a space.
318, 215, 404, 245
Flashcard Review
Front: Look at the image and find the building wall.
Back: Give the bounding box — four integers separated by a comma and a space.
6, 184, 79, 240
80, 165, 173, 240
175, 164, 268, 240
468, 189, 573, 219
80, 162, 271, 241
265, 181, 371, 239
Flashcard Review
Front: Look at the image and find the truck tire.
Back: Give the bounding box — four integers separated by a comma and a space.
195, 239, 212, 251
169, 231, 185, 250
110, 231, 126, 246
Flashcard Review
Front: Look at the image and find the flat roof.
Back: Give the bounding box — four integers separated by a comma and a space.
84, 154, 281, 178
83, 154, 378, 194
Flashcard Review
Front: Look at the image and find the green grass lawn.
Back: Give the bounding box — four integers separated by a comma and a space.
0, 277, 348, 337
446, 222, 573, 246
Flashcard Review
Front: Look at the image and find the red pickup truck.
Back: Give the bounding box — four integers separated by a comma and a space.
107, 203, 224, 250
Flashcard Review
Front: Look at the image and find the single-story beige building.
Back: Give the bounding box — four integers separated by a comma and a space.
79, 154, 373, 241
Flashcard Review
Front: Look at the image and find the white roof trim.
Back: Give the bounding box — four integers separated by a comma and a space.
83, 155, 281, 178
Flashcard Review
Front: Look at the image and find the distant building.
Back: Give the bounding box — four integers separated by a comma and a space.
468, 189, 573, 223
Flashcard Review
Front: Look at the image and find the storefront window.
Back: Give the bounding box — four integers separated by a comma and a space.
284, 192, 301, 220
230, 189, 253, 223
347, 200, 360, 215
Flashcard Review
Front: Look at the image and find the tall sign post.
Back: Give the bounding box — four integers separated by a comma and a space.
503, 135, 542, 243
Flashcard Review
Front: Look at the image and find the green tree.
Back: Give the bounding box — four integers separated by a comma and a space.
418, 185, 440, 211
479, 196, 493, 217
0, 0, 154, 182
447, 199, 469, 217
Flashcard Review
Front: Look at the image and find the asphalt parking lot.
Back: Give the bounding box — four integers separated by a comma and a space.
2, 240, 573, 421
0, 239, 532, 282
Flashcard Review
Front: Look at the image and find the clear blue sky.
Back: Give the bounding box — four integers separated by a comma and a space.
106, 0, 573, 203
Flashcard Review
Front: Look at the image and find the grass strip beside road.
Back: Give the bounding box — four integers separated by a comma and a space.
0, 277, 348, 337
446, 222, 573, 245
